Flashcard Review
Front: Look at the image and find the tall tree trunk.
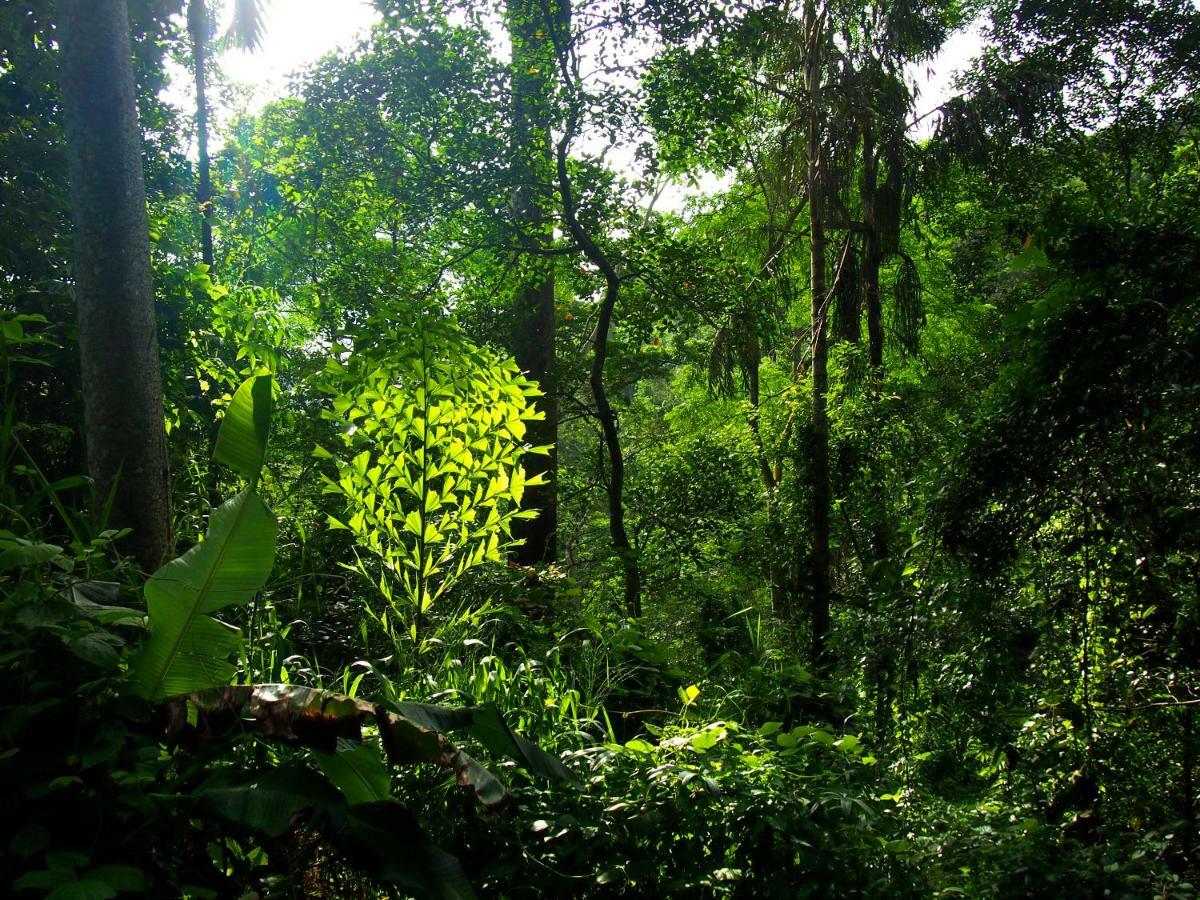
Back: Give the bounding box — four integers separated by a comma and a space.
507, 0, 557, 565
57, 0, 172, 570
861, 110, 883, 373
748, 356, 787, 616
746, 339, 792, 617
188, 1, 222, 512
860, 110, 890, 565
555, 130, 641, 619
804, 3, 832, 671
189, 0, 214, 269
808, 193, 832, 669
1184, 703, 1196, 861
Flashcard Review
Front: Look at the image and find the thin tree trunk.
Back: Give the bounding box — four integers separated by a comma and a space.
507, 0, 557, 565
189, 2, 222, 512
808, 201, 832, 669
748, 352, 789, 616
57, 0, 172, 570
750, 207, 806, 616
874, 659, 892, 743
555, 129, 640, 619
805, 3, 832, 671
861, 111, 883, 373
190, 0, 214, 270
1184, 703, 1196, 860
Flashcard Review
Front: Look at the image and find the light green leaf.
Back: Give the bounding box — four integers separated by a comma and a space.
807, 729, 836, 746
214, 375, 273, 485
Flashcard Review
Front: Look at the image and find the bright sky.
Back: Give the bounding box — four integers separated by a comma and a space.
908, 21, 986, 138
191, 3, 983, 210
217, 3, 982, 117
218, 0, 380, 103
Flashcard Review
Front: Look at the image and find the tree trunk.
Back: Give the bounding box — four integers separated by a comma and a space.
57, 0, 172, 570
861, 111, 883, 373
1184, 703, 1196, 861
808, 198, 832, 669
188, 2, 223, 512
555, 128, 641, 619
590, 278, 641, 620
748, 354, 790, 617
189, 0, 214, 269
507, 0, 557, 565
805, 4, 832, 672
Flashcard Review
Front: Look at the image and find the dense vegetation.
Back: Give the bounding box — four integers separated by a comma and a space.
2, 0, 1198, 896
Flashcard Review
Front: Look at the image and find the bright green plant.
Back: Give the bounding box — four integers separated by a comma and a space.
320, 312, 546, 643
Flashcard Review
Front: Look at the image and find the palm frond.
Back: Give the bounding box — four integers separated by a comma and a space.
222, 0, 269, 53
833, 239, 862, 344
890, 252, 923, 356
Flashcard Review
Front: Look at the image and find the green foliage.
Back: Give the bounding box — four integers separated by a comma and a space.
130, 374, 277, 699
129, 487, 276, 699
0, 368, 576, 896
321, 312, 546, 641
211, 374, 273, 485
442, 683, 909, 897
5, 0, 1200, 896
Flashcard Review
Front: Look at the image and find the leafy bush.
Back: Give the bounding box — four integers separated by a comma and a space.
320, 311, 547, 647
0, 374, 573, 898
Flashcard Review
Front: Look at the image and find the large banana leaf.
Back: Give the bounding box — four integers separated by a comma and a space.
394, 699, 581, 788
199, 764, 343, 838
129, 489, 277, 699
329, 802, 476, 900
130, 373, 277, 699
317, 738, 392, 806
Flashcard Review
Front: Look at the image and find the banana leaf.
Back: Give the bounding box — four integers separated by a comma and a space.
198, 766, 476, 899
129, 489, 277, 699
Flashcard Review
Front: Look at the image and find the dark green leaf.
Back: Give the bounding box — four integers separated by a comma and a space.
198, 765, 343, 838
129, 489, 277, 699
318, 739, 392, 806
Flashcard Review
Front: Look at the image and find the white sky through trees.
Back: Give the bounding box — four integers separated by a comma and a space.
217, 0, 379, 96
179, 1, 982, 212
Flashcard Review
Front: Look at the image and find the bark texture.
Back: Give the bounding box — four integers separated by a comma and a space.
861, 111, 884, 372
58, 0, 172, 570
508, 0, 558, 564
